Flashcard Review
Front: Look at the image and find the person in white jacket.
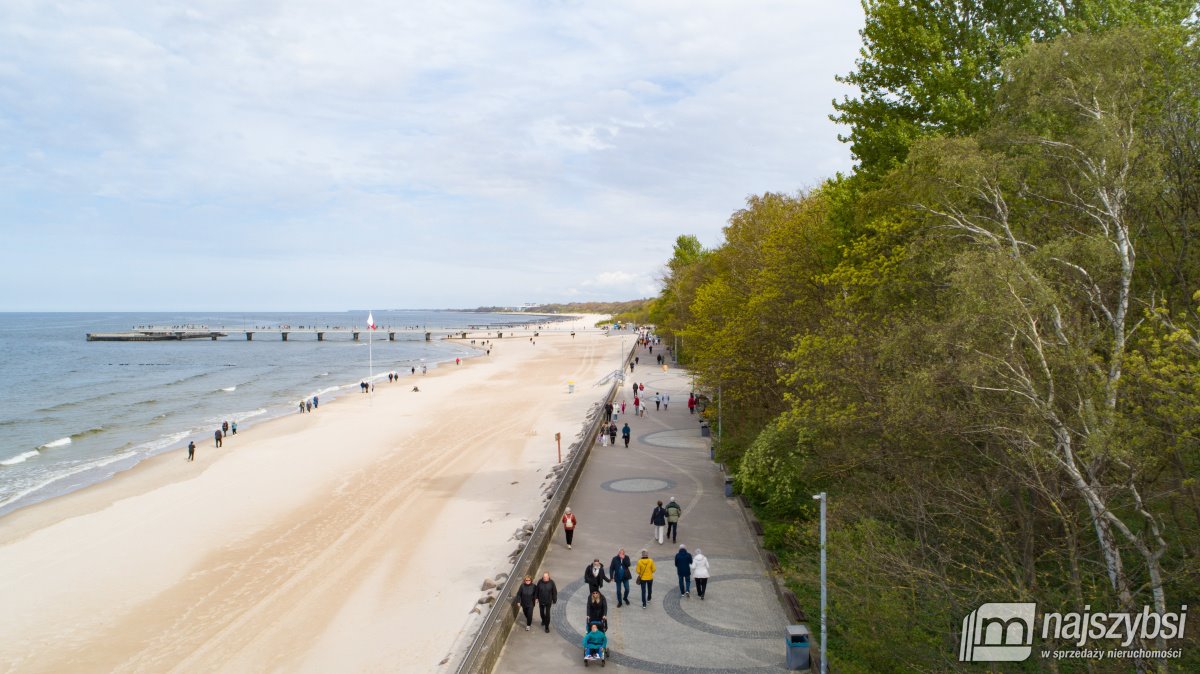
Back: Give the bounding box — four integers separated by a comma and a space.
690, 549, 711, 600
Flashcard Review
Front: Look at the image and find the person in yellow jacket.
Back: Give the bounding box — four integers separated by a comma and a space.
635, 549, 656, 608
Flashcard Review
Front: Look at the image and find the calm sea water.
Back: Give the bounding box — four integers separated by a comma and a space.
0, 311, 551, 517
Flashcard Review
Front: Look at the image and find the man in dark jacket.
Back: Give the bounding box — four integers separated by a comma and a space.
536, 572, 558, 633
609, 548, 632, 607
514, 575, 538, 631
675, 545, 694, 597
622, 423, 632, 448
651, 501, 668, 544
584, 559, 609, 595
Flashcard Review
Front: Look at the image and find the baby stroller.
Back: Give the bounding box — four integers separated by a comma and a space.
582, 620, 608, 667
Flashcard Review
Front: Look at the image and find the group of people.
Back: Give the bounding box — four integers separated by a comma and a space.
191, 418, 239, 460
298, 395, 319, 413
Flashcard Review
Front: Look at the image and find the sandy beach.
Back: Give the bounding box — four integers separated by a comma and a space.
0, 315, 625, 673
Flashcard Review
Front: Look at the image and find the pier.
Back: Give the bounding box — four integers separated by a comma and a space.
86, 326, 435, 342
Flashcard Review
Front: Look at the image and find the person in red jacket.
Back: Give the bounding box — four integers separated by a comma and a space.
562, 507, 577, 549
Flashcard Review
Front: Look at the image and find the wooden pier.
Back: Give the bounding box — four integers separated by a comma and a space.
86, 326, 440, 342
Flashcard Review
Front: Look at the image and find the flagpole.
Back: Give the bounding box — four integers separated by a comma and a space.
369, 315, 373, 381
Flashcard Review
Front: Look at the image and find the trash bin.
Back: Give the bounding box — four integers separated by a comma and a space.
724, 475, 734, 498
785, 625, 811, 670
700, 422, 711, 438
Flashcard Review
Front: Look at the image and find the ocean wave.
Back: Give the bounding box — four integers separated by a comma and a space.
0, 450, 138, 512
164, 372, 209, 387
71, 426, 105, 440
220, 386, 236, 392
237, 408, 267, 422
0, 450, 40, 466
40, 437, 71, 449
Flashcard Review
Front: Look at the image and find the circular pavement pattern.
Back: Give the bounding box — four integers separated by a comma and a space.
642, 429, 709, 450
552, 559, 788, 673
601, 477, 677, 494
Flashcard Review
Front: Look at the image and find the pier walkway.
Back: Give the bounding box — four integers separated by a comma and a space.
491, 358, 793, 673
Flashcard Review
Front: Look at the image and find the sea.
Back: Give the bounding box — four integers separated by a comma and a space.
0, 311, 554, 518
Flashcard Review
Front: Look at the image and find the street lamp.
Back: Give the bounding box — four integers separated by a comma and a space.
812, 492, 827, 674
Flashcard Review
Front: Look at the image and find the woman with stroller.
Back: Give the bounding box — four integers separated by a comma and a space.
585, 589, 608, 631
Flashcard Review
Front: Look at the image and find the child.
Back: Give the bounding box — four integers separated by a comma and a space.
582, 623, 607, 661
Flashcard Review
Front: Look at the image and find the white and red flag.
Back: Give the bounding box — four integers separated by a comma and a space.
367, 312, 376, 330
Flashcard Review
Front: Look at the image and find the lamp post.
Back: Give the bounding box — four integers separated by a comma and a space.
812, 492, 827, 674
717, 383, 722, 446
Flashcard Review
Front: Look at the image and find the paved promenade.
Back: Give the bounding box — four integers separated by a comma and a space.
493, 351, 793, 673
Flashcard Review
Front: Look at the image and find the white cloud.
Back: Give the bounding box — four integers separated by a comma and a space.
0, 0, 865, 310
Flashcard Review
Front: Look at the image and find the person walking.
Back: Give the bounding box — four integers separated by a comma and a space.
515, 575, 537, 631
584, 558, 609, 595
691, 548, 711, 600
608, 422, 618, 447
585, 590, 608, 632
639, 400, 647, 417
635, 550, 656, 608
187, 441, 195, 462
663, 392, 670, 410
631, 382, 637, 399
621, 423, 631, 448
654, 392, 661, 410
299, 400, 306, 414
665, 496, 683, 543
609, 548, 632, 607
536, 572, 558, 632
633, 394, 639, 413
651, 500, 668, 544
313, 395, 318, 409
604, 402, 613, 422
231, 421, 237, 435
222, 420, 229, 436
562, 507, 577, 549
688, 394, 696, 414
675, 544, 694, 597
214, 429, 223, 448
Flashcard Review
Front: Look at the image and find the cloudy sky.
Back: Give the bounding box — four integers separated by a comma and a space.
0, 1, 863, 310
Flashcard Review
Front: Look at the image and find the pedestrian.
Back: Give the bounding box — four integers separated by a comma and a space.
654, 392, 661, 410
562, 507, 577, 549
515, 575, 537, 631
313, 395, 318, 409
231, 421, 237, 435
585, 590, 608, 632
622, 423, 631, 448
599, 428, 608, 447
536, 572, 558, 632
631, 382, 637, 399
214, 429, 223, 448
604, 402, 613, 422
666, 496, 682, 543
688, 394, 696, 414
608, 422, 618, 446
651, 500, 667, 544
663, 392, 670, 410
306, 400, 312, 412
635, 356, 639, 365
620, 399, 626, 415
675, 544, 693, 597
609, 548, 632, 607
187, 441, 195, 462
584, 558, 609, 595
222, 420, 229, 436
639, 400, 647, 417
299, 401, 306, 413
630, 362, 635, 373
412, 366, 416, 374
635, 550, 656, 608
633, 395, 639, 412
691, 548, 711, 600
456, 357, 460, 365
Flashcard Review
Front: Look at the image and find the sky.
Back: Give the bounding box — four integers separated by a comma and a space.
0, 1, 864, 311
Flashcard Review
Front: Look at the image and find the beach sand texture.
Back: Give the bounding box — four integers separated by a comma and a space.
0, 315, 621, 673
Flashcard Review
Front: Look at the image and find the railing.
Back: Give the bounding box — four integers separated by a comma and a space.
453, 341, 635, 674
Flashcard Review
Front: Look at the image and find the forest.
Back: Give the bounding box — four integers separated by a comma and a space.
638, 2, 1200, 671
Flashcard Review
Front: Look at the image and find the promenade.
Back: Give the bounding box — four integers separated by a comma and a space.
493, 352, 793, 672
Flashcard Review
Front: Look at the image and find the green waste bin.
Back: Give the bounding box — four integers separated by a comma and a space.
786, 625, 811, 670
